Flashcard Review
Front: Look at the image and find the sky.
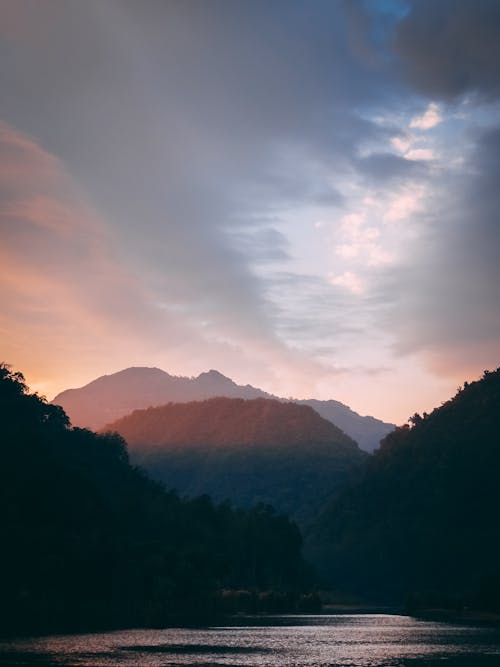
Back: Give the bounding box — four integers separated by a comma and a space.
1, 0, 500, 424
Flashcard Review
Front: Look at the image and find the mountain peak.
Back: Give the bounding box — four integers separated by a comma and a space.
197, 369, 234, 384
82, 366, 172, 389
199, 368, 228, 377
115, 366, 168, 377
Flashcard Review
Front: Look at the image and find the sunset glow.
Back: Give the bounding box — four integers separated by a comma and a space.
1, 1, 500, 423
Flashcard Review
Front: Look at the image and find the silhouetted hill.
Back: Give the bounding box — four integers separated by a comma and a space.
103, 397, 368, 525
53, 367, 394, 451
308, 368, 500, 609
0, 365, 312, 635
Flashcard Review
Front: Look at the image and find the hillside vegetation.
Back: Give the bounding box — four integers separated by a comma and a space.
104, 397, 367, 526
0, 365, 311, 635
308, 369, 500, 609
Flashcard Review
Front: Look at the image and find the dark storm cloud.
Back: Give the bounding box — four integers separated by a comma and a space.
394, 0, 500, 100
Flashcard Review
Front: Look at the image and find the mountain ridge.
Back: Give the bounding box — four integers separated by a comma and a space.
54, 366, 394, 452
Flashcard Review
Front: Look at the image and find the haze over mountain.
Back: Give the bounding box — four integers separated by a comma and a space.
103, 397, 368, 526
54, 367, 394, 452
297, 399, 394, 454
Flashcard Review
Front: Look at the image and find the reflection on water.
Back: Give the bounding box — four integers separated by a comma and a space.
2, 614, 500, 667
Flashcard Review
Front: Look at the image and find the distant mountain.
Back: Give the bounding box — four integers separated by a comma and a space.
53, 367, 393, 451
53, 367, 269, 431
103, 397, 368, 525
298, 399, 393, 453
308, 368, 500, 608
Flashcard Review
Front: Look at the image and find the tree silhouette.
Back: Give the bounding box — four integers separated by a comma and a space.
309, 368, 500, 609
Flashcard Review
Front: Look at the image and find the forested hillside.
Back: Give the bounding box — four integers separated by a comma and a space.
0, 365, 312, 635
308, 369, 500, 609
104, 397, 367, 526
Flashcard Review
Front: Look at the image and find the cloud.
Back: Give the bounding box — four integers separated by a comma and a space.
390, 134, 415, 154
404, 147, 435, 161
1, 1, 499, 424
0, 4, 397, 366
377, 122, 500, 378
383, 184, 425, 222
328, 271, 365, 295
0, 2, 390, 341
0, 120, 344, 401
394, 0, 500, 100
333, 211, 394, 269
0, 122, 191, 386
409, 103, 443, 130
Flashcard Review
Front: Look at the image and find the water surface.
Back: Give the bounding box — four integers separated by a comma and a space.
2, 614, 500, 667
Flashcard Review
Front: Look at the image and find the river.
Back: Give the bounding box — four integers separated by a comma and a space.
2, 614, 500, 666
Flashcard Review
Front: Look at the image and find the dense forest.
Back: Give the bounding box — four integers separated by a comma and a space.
5, 359, 500, 635
103, 397, 367, 526
0, 365, 314, 636
308, 369, 500, 611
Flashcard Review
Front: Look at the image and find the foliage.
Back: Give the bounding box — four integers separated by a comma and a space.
0, 365, 311, 634
309, 368, 500, 607
104, 397, 367, 526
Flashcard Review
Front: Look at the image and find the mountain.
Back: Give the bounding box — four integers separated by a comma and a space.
0, 365, 311, 635
308, 368, 500, 608
53, 367, 269, 431
298, 399, 393, 453
53, 367, 394, 451
103, 397, 368, 526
